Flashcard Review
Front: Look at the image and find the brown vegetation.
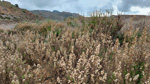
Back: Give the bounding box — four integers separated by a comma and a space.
0, 12, 150, 84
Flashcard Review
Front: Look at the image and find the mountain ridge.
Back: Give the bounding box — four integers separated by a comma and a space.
31, 10, 81, 21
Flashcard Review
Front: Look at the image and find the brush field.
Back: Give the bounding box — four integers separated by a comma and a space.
0, 12, 150, 84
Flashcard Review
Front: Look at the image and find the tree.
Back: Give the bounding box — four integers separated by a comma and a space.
15, 4, 19, 8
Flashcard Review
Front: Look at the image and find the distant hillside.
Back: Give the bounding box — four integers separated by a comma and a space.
31, 10, 81, 21
0, 1, 43, 23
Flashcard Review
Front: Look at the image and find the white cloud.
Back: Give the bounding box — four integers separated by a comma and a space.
4, 0, 150, 15
5, 0, 115, 12
130, 6, 150, 15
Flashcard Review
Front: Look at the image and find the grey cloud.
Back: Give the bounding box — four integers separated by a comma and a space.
100, 2, 113, 11
5, 0, 115, 14
32, 0, 78, 8
19, 0, 65, 8
118, 0, 150, 12
18, 0, 81, 11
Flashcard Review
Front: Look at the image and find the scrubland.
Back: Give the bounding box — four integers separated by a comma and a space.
0, 12, 150, 84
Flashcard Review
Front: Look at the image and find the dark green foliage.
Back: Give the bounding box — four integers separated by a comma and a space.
15, 4, 19, 8
117, 32, 142, 46
136, 32, 142, 38
38, 26, 51, 37
116, 34, 124, 46
0, 29, 4, 33
72, 32, 75, 38
109, 52, 115, 60
88, 12, 123, 41
22, 10, 26, 13
132, 62, 145, 84
107, 73, 116, 83
67, 76, 75, 83
53, 28, 62, 37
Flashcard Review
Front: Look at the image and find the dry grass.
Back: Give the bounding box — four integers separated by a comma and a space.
0, 12, 150, 84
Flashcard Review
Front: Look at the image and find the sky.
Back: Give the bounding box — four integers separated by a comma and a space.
5, 0, 150, 16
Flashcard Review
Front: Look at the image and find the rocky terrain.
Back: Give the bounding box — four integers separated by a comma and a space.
0, 1, 43, 23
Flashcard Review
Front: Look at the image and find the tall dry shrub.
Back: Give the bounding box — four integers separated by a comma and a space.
0, 12, 150, 84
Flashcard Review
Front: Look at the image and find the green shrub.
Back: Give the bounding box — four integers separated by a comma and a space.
15, 4, 19, 8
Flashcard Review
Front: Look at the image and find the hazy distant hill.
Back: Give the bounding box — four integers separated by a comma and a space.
31, 10, 81, 21
0, 1, 43, 23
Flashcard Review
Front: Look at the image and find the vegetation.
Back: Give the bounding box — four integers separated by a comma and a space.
31, 10, 80, 21
0, 11, 150, 84
15, 4, 19, 8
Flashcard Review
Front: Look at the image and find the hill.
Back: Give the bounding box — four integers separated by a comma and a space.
31, 10, 81, 21
0, 1, 43, 23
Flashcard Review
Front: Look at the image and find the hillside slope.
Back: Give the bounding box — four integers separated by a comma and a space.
31, 10, 81, 21
0, 1, 43, 23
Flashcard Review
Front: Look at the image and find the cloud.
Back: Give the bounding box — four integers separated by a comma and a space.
130, 6, 150, 15
118, 0, 150, 12
6, 0, 78, 10
5, 0, 114, 13
6, 0, 150, 15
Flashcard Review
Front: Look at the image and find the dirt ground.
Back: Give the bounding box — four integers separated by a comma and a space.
0, 23, 17, 30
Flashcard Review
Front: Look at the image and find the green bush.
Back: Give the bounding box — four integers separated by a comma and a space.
15, 4, 19, 8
